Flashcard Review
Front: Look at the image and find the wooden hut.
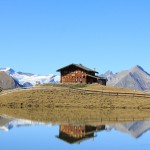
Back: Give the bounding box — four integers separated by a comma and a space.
57, 63, 107, 85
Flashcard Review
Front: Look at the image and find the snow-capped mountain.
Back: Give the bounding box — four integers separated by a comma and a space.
102, 65, 150, 91
0, 68, 16, 75
0, 67, 60, 87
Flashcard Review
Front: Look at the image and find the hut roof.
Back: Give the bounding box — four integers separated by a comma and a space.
57, 64, 98, 73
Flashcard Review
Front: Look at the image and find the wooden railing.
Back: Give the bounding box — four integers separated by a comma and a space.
0, 86, 150, 98
70, 88, 150, 98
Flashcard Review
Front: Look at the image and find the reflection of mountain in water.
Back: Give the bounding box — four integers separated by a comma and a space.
0, 116, 13, 131
107, 120, 150, 138
0, 115, 48, 131
1, 115, 150, 143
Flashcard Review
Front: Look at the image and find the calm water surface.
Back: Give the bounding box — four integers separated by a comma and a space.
0, 115, 150, 150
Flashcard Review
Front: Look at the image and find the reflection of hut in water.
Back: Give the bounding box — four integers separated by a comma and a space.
56, 125, 105, 144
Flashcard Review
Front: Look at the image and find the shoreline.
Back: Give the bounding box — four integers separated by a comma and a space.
0, 107, 150, 125
0, 84, 150, 124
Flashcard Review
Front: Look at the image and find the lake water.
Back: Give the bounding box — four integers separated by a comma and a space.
0, 115, 150, 150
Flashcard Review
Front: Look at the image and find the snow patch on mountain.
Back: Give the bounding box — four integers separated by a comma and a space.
0, 67, 15, 75
0, 67, 60, 87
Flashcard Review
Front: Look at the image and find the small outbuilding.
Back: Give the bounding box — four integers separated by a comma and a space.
57, 63, 107, 85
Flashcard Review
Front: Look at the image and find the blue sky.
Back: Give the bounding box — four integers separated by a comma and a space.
0, 0, 150, 75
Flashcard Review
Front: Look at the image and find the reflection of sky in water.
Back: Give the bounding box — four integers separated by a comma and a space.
0, 117, 150, 150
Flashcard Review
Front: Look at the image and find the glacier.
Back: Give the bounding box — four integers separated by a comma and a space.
0, 67, 60, 87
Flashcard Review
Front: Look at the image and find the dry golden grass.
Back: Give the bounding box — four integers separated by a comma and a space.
0, 84, 150, 125
0, 87, 150, 109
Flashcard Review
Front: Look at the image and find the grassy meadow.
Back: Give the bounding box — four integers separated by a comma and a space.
0, 84, 150, 124
0, 87, 150, 109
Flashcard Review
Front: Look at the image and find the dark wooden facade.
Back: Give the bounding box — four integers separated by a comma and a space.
57, 64, 107, 85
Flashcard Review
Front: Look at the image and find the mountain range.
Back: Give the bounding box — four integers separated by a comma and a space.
0, 65, 150, 91
0, 67, 60, 88
102, 65, 150, 91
